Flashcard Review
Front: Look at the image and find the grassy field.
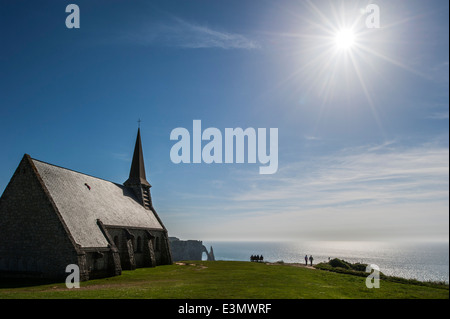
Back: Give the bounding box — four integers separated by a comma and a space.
0, 261, 448, 299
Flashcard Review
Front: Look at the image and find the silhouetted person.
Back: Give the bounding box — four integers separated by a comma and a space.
309, 255, 314, 266
304, 255, 308, 265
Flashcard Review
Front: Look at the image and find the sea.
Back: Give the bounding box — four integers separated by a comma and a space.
202, 241, 449, 283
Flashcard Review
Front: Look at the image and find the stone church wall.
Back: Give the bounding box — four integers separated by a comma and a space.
0, 156, 80, 280
83, 249, 119, 279
106, 227, 170, 270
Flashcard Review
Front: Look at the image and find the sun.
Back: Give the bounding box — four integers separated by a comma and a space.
334, 28, 355, 50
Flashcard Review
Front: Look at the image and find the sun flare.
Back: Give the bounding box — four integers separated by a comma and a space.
334, 28, 355, 50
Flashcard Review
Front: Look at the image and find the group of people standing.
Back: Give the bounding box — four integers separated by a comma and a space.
250, 255, 264, 262
248, 254, 315, 265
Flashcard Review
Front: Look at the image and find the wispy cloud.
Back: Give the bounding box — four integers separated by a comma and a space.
121, 17, 260, 50
304, 135, 322, 141
427, 111, 449, 120
165, 142, 449, 241
232, 142, 449, 207
112, 152, 131, 162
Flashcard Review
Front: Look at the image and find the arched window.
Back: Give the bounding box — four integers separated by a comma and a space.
155, 237, 160, 252
136, 236, 142, 253
113, 236, 119, 248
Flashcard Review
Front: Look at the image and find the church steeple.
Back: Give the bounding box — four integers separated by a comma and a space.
124, 128, 152, 209
124, 128, 151, 188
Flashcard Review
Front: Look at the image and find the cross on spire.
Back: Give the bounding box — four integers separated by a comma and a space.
137, 118, 142, 128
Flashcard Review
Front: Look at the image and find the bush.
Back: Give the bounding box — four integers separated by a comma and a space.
327, 258, 368, 272
351, 263, 368, 272
328, 258, 352, 269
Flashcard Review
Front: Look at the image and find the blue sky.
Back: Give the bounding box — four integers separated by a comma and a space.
0, 0, 448, 242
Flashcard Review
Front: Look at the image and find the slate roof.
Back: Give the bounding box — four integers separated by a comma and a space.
32, 158, 164, 248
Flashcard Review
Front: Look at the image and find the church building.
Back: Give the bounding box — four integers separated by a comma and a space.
0, 129, 172, 281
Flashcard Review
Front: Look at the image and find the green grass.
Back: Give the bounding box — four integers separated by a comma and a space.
0, 261, 448, 299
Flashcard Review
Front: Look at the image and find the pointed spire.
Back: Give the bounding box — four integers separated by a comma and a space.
124, 128, 151, 187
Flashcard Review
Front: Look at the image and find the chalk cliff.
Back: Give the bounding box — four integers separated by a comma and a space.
169, 237, 215, 261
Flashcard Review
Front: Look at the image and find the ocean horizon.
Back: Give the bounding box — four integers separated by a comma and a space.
202, 240, 449, 284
